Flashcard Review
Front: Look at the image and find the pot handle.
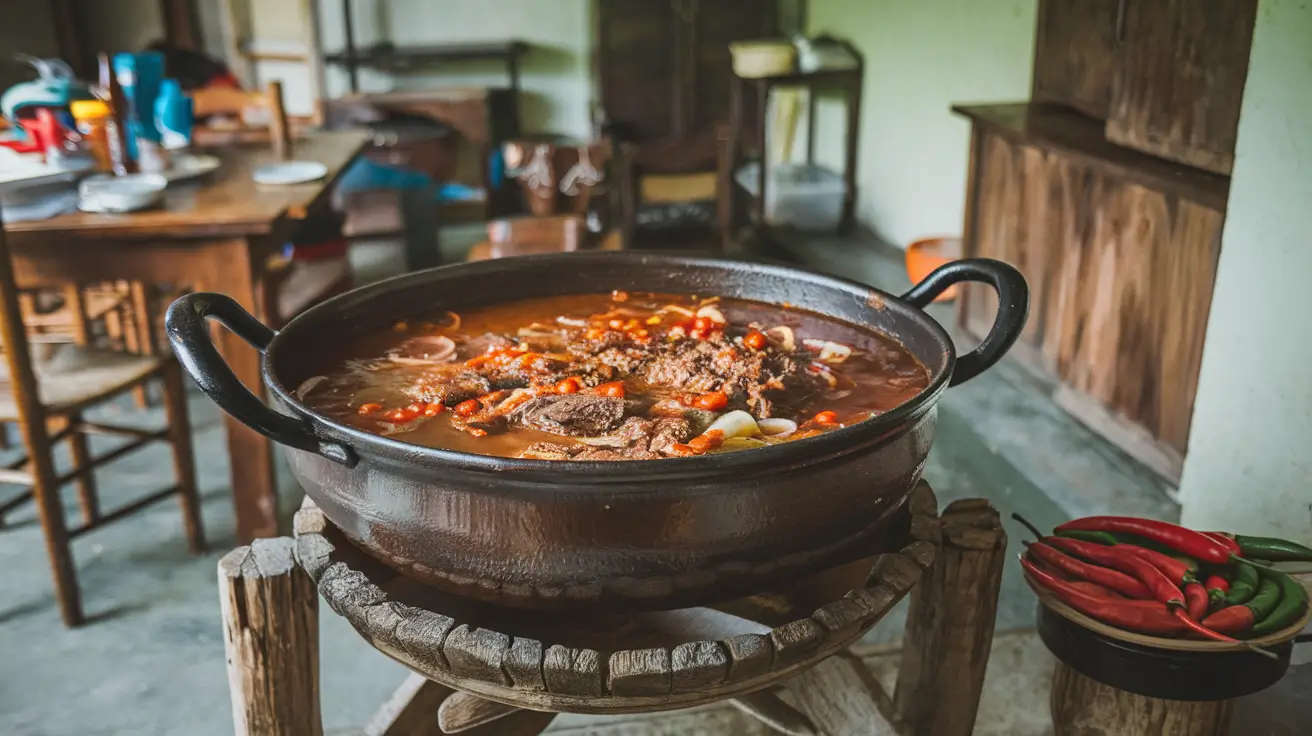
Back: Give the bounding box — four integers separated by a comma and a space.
900, 258, 1029, 386
165, 292, 358, 467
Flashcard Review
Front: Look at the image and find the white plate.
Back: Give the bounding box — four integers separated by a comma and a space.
252, 160, 329, 186
163, 154, 221, 183
78, 174, 168, 214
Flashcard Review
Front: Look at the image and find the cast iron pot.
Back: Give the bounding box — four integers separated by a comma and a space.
166, 253, 1027, 611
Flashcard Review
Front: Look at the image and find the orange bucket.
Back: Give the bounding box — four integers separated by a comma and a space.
905, 236, 962, 302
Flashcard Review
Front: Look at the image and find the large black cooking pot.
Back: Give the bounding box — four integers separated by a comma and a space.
166, 253, 1027, 611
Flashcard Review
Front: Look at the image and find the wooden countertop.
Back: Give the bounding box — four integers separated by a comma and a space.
7, 130, 369, 240
952, 103, 1230, 211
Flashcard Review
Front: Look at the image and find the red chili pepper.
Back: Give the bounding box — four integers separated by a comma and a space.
743, 330, 768, 351
1200, 605, 1256, 635
1116, 545, 1196, 586
692, 391, 729, 411
1055, 517, 1234, 565
1030, 558, 1127, 598
1202, 531, 1243, 557
1184, 583, 1209, 621
1025, 542, 1151, 598
454, 399, 481, 417
1204, 574, 1230, 604
1020, 557, 1185, 636
813, 410, 840, 425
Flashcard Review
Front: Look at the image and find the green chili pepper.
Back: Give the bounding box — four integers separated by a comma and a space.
1234, 535, 1312, 563
1246, 577, 1282, 622
1249, 570, 1310, 637
1058, 529, 1119, 546
1224, 563, 1260, 606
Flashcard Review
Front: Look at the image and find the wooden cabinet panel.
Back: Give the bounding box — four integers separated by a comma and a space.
687, 0, 779, 135
597, 0, 681, 141
1031, 0, 1119, 120
1106, 0, 1258, 175
963, 131, 1224, 480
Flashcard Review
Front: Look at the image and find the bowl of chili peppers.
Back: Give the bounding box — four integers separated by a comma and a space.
1016, 515, 1312, 651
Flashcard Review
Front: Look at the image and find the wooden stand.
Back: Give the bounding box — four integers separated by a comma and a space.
218, 482, 1007, 735
1049, 662, 1233, 736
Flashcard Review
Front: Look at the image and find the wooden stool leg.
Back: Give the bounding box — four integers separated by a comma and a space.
892, 498, 1006, 736
23, 418, 84, 626
1050, 662, 1234, 735
161, 362, 204, 554
129, 282, 158, 408
219, 538, 321, 736
63, 413, 99, 525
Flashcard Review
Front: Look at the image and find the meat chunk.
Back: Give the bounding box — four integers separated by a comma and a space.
403, 370, 490, 406
614, 416, 694, 454
640, 335, 820, 418
513, 394, 625, 436
517, 441, 660, 462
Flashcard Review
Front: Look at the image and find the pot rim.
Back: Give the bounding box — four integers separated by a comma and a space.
261, 251, 958, 483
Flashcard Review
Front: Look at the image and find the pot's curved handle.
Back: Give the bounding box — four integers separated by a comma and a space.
900, 258, 1029, 387
165, 292, 358, 467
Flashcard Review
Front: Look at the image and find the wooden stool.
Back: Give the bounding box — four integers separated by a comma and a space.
216, 481, 1007, 735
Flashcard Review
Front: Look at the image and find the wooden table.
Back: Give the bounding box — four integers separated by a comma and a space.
5, 130, 369, 542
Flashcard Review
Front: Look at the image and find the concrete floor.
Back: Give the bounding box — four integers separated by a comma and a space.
0, 231, 1302, 734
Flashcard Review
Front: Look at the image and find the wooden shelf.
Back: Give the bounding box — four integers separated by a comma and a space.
325, 40, 529, 72
952, 103, 1231, 212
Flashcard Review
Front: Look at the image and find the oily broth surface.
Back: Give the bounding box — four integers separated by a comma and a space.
302, 292, 930, 458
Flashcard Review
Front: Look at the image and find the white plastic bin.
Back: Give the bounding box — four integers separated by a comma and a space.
735, 162, 845, 232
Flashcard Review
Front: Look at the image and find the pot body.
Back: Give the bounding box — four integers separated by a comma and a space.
168, 252, 1027, 611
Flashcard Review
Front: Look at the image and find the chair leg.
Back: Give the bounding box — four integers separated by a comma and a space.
63, 413, 99, 525
21, 418, 84, 626
129, 282, 158, 408
161, 363, 205, 554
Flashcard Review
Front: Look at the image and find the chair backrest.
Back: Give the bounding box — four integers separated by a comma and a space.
486, 215, 587, 259
192, 81, 292, 159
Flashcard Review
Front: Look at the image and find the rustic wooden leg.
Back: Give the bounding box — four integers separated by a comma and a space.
129, 281, 157, 408
219, 538, 321, 736
731, 689, 818, 735
1050, 661, 1234, 735
63, 413, 99, 525
892, 498, 1005, 736
365, 673, 453, 736
209, 238, 279, 541
161, 362, 205, 553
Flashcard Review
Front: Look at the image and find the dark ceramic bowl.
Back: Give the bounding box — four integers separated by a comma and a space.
166, 252, 1027, 611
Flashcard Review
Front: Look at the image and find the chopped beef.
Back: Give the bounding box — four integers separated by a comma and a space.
519, 442, 578, 460
513, 394, 625, 436
403, 370, 490, 406
646, 400, 719, 434
517, 441, 660, 461
614, 416, 694, 454
639, 336, 819, 418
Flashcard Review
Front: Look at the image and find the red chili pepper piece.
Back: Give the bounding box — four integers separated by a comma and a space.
1205, 574, 1230, 595
1055, 517, 1234, 565
1026, 542, 1152, 598
1202, 531, 1243, 556
1020, 557, 1185, 636
1201, 604, 1256, 635
1184, 583, 1209, 621
1043, 537, 1181, 602
594, 381, 626, 398
1030, 558, 1127, 598
454, 399, 481, 417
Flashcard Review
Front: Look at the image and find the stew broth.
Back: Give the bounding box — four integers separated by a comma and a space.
299, 292, 930, 460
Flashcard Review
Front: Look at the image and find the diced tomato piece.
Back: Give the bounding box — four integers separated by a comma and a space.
669, 443, 697, 456
556, 377, 582, 394
743, 330, 768, 351
594, 381, 626, 398
689, 328, 708, 341
454, 399, 482, 417
357, 403, 382, 415
693, 316, 714, 331
814, 410, 840, 424
423, 403, 445, 416
692, 391, 729, 411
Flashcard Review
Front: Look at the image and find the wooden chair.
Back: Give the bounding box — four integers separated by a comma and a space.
466, 214, 616, 262
0, 214, 204, 627
191, 81, 294, 160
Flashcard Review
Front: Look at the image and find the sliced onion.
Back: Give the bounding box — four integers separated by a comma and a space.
556, 316, 588, 327
765, 326, 796, 351
441, 311, 461, 330
706, 409, 761, 439
808, 362, 840, 388
758, 418, 798, 437
294, 375, 328, 400
660, 305, 695, 317
695, 305, 726, 324
387, 336, 457, 365
803, 339, 853, 364
575, 435, 630, 448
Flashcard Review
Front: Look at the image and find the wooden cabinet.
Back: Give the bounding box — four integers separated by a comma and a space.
1105, 0, 1258, 176
957, 105, 1229, 482
1030, 0, 1119, 120
1032, 0, 1257, 175
597, 0, 781, 172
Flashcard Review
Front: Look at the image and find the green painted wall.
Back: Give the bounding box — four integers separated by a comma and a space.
807, 0, 1037, 247
1180, 0, 1312, 540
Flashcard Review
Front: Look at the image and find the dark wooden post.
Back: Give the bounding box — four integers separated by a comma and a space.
219, 538, 322, 736
893, 499, 1006, 736
268, 81, 293, 162
1050, 663, 1234, 735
